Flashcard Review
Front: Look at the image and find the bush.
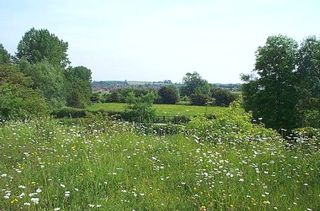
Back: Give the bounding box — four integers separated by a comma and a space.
52, 107, 87, 118
211, 88, 237, 106
124, 92, 156, 123
158, 85, 179, 104
301, 109, 320, 128
0, 83, 48, 120
190, 93, 209, 105
0, 64, 48, 120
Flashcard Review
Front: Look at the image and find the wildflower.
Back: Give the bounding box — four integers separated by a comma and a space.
263, 200, 270, 205
31, 197, 39, 204
65, 191, 70, 197
18, 193, 25, 198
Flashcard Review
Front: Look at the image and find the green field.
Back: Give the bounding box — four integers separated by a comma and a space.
1, 112, 320, 210
88, 103, 230, 117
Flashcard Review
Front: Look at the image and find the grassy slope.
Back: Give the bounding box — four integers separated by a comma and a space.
0, 118, 319, 210
87, 103, 228, 116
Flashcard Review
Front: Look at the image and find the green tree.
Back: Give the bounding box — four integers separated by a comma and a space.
242, 35, 299, 130
211, 88, 237, 106
297, 36, 320, 99
19, 60, 66, 110
65, 66, 92, 108
16, 28, 69, 68
0, 44, 11, 64
124, 92, 156, 123
182, 72, 210, 105
158, 85, 179, 104
0, 64, 48, 120
296, 37, 320, 127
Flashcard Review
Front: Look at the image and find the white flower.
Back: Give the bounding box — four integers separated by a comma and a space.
54, 208, 61, 211
31, 197, 40, 204
36, 188, 42, 193
18, 193, 25, 198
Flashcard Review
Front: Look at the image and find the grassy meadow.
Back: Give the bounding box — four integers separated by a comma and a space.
1, 104, 320, 210
88, 103, 228, 117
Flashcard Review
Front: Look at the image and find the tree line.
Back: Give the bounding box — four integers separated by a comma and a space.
94, 72, 238, 107
0, 28, 92, 120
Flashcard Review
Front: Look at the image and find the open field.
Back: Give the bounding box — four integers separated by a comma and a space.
1, 117, 320, 210
87, 103, 230, 117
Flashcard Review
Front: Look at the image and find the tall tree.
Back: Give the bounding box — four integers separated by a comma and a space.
16, 28, 69, 68
19, 60, 66, 110
297, 37, 320, 99
296, 37, 320, 127
65, 66, 92, 108
182, 72, 210, 105
242, 35, 299, 130
0, 43, 11, 64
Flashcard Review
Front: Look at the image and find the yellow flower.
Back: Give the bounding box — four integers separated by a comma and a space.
199, 205, 207, 211
11, 198, 18, 204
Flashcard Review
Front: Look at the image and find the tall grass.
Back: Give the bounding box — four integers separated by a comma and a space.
1, 117, 319, 210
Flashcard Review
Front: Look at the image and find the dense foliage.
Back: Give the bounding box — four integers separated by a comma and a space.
65, 66, 92, 108
211, 88, 237, 106
242, 35, 320, 130
0, 43, 11, 64
124, 92, 156, 123
181, 72, 211, 105
0, 28, 92, 118
0, 64, 48, 120
19, 60, 66, 110
16, 28, 69, 68
158, 85, 179, 104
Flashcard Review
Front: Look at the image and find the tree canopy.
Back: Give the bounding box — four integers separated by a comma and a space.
65, 66, 92, 108
0, 44, 11, 64
182, 72, 210, 105
242, 35, 320, 130
16, 28, 69, 68
158, 85, 179, 104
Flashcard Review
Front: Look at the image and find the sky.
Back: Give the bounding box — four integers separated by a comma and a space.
0, 0, 319, 83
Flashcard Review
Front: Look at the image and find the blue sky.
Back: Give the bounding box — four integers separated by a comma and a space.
0, 0, 319, 83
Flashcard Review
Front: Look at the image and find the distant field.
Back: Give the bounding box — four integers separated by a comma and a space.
87, 103, 230, 116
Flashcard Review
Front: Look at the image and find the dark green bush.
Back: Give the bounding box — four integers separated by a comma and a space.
211, 88, 237, 106
52, 107, 87, 118
0, 83, 49, 120
190, 93, 209, 106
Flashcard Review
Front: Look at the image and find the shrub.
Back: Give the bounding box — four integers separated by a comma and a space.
158, 85, 179, 104
124, 92, 156, 123
211, 88, 237, 106
0, 64, 48, 120
0, 83, 48, 120
190, 92, 209, 105
52, 107, 87, 118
